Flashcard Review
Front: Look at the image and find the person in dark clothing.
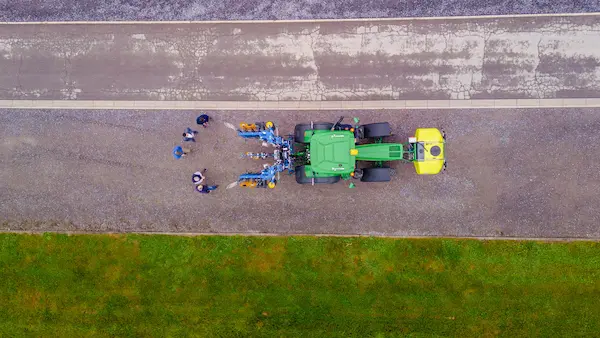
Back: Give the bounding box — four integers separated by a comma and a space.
196, 114, 210, 128
183, 127, 198, 142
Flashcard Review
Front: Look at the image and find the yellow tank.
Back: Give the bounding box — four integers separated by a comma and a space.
413, 128, 445, 175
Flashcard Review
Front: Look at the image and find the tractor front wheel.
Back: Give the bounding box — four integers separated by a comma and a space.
294, 123, 334, 143
362, 122, 392, 139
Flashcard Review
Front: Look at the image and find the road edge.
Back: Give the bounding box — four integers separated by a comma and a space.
1, 230, 599, 242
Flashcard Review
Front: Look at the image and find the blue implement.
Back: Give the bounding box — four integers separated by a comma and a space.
235, 121, 295, 189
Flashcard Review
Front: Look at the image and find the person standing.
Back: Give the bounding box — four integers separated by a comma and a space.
183, 127, 198, 142
196, 114, 210, 128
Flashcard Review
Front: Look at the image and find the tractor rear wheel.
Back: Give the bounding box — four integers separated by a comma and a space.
360, 167, 392, 182
362, 122, 392, 139
295, 166, 341, 184
295, 166, 312, 184
294, 122, 334, 143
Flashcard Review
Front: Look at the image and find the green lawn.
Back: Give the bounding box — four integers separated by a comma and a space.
1, 234, 599, 337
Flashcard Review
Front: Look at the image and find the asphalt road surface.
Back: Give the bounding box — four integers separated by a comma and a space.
2, 108, 599, 238
1, 0, 597, 22
2, 15, 600, 102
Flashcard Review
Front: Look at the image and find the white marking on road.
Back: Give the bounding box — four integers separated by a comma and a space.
2, 98, 600, 110
60, 88, 82, 100
0, 42, 11, 59
1, 137, 38, 151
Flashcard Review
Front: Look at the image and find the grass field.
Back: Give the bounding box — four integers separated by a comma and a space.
1, 234, 599, 337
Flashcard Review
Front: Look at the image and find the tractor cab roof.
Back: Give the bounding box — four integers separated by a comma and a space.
309, 130, 356, 175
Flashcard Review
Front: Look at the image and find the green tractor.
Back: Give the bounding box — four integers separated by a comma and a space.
292, 117, 446, 185
233, 117, 446, 189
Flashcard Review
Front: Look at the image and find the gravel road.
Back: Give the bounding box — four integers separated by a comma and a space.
2, 108, 599, 238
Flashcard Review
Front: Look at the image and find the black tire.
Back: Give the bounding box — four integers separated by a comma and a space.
353, 168, 364, 180
362, 122, 392, 139
360, 167, 392, 182
295, 165, 312, 184
294, 122, 334, 143
315, 176, 341, 184
295, 166, 341, 184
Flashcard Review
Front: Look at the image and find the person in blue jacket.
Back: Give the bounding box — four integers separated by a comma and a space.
172, 145, 190, 159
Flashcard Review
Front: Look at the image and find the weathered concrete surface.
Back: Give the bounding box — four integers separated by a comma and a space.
1, 0, 597, 22
2, 108, 599, 238
1, 15, 600, 101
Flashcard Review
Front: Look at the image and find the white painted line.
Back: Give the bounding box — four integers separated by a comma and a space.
1, 229, 599, 242
2, 99, 600, 110
426, 100, 451, 108
0, 100, 14, 108
538, 98, 564, 107
469, 99, 495, 108
516, 98, 541, 107
0, 12, 599, 25
562, 98, 589, 107
406, 100, 428, 108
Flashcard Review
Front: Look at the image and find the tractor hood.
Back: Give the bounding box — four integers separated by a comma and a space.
413, 128, 446, 175
309, 131, 355, 175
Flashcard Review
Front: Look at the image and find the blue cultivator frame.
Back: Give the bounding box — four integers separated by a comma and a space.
235, 122, 295, 189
